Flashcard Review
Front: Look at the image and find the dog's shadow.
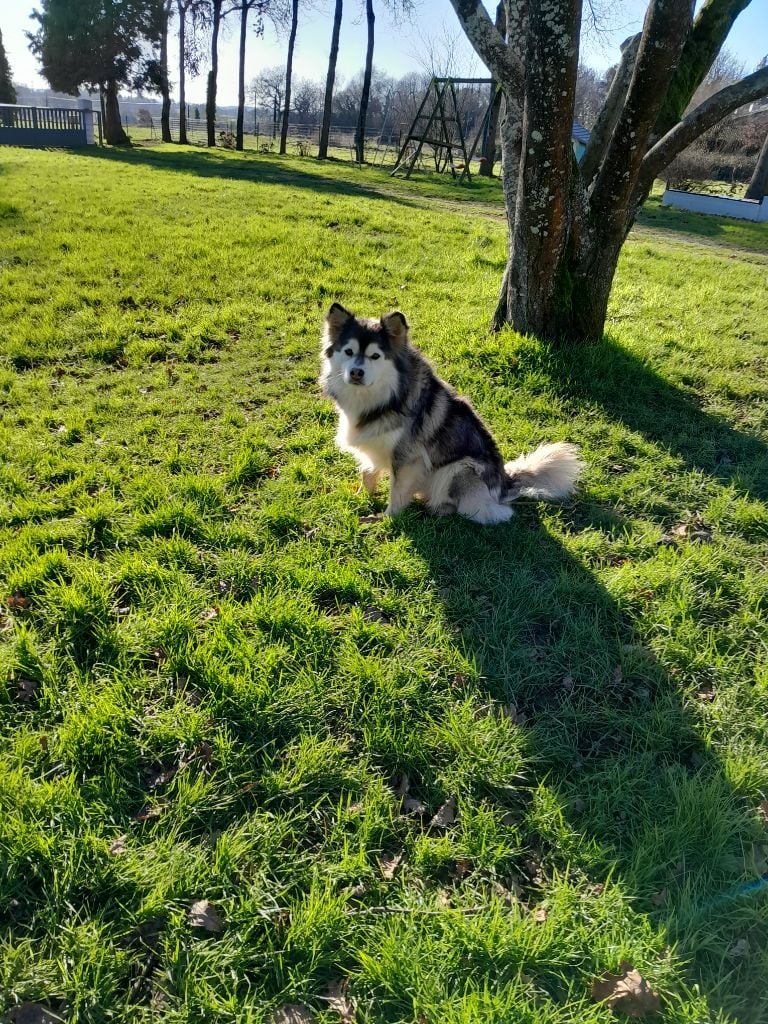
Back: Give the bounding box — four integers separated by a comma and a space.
394, 505, 766, 1023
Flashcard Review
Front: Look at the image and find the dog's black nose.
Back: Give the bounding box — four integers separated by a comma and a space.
349, 367, 364, 383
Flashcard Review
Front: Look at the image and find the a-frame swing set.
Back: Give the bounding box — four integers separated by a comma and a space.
390, 76, 497, 184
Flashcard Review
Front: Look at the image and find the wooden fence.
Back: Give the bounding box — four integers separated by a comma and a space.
0, 104, 100, 147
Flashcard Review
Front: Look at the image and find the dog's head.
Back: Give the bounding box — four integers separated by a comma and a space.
320, 303, 409, 396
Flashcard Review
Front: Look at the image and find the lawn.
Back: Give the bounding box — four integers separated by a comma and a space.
1, 144, 767, 1024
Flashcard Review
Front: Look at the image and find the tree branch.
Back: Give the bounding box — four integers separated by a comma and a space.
653, 0, 752, 139
641, 66, 768, 184
588, 0, 693, 230
446, 0, 514, 82
580, 33, 639, 188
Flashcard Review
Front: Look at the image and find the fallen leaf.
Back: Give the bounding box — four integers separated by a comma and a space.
610, 464, 626, 473
148, 646, 167, 664
502, 703, 528, 726
109, 836, 128, 856
363, 605, 390, 624
394, 773, 410, 798
429, 794, 457, 830
188, 899, 224, 933
591, 962, 661, 1017
533, 906, 548, 923
39, 735, 49, 751
436, 889, 452, 907
199, 607, 219, 623
403, 796, 427, 816
320, 980, 355, 1022
6, 593, 31, 611
4, 1005, 63, 1024
670, 512, 713, 544
452, 858, 472, 879
379, 852, 403, 880
696, 682, 716, 702
133, 805, 164, 822
269, 1004, 316, 1024
217, 580, 232, 595
195, 741, 214, 764
15, 678, 39, 702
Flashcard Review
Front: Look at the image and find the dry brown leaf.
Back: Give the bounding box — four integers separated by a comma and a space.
435, 889, 452, 907
188, 899, 224, 933
363, 605, 390, 624
452, 858, 472, 880
379, 852, 403, 880
6, 593, 31, 611
429, 794, 457, 830
109, 836, 128, 856
670, 513, 713, 544
533, 906, 548, 923
591, 962, 661, 1017
199, 607, 219, 623
133, 804, 164, 822
4, 1005, 63, 1024
269, 1004, 317, 1024
321, 980, 356, 1022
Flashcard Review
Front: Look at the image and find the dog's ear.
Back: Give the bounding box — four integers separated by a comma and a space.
325, 302, 353, 340
381, 310, 409, 348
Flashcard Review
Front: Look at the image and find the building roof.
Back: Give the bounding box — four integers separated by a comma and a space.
572, 121, 591, 146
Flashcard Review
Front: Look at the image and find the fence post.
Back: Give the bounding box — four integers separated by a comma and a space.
77, 97, 94, 144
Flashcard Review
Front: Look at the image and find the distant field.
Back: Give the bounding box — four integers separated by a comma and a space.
1, 144, 767, 1024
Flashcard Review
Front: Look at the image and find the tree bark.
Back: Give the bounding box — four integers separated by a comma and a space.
103, 77, 130, 145
355, 0, 375, 163
280, 0, 300, 155
206, 0, 222, 147
479, 0, 505, 177
745, 127, 768, 201
318, 0, 343, 159
579, 33, 639, 187
160, 0, 173, 142
236, 0, 249, 150
177, 0, 188, 144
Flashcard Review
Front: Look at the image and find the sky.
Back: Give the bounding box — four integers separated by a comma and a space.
3, 0, 767, 107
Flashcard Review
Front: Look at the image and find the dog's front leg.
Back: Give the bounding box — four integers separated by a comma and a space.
385, 464, 421, 516
362, 468, 383, 495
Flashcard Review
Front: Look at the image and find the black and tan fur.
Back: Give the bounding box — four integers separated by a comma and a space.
320, 303, 583, 524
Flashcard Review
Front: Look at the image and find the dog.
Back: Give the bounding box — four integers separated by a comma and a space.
320, 303, 583, 525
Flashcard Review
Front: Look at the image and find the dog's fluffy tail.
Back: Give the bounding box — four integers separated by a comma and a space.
503, 442, 584, 502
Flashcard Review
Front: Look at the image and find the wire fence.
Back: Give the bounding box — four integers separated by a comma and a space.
143, 115, 403, 164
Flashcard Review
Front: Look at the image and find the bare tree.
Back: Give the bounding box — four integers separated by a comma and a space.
254, 65, 285, 138
205, 0, 226, 146
292, 78, 323, 123
448, 0, 768, 342
279, 0, 300, 153
159, 0, 174, 141
176, 0, 206, 144
479, 1, 504, 177
318, 0, 343, 158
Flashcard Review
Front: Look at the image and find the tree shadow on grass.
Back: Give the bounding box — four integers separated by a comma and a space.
514, 332, 768, 503
74, 144, 425, 210
398, 505, 767, 1024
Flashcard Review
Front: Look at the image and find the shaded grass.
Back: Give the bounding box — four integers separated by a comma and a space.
0, 144, 767, 1024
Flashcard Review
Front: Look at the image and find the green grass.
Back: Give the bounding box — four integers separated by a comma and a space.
1, 143, 767, 1024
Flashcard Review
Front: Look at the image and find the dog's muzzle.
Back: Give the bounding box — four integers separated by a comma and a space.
348, 367, 365, 384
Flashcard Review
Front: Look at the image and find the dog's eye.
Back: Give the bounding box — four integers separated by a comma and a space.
344, 348, 354, 356
369, 352, 381, 360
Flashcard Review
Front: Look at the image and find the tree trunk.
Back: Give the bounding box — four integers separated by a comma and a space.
177, 0, 188, 144
355, 0, 375, 163
745, 128, 768, 201
206, 0, 222, 147
160, 0, 173, 142
236, 0, 248, 150
479, 0, 505, 177
103, 77, 130, 145
280, 0, 299, 155
318, 0, 343, 159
